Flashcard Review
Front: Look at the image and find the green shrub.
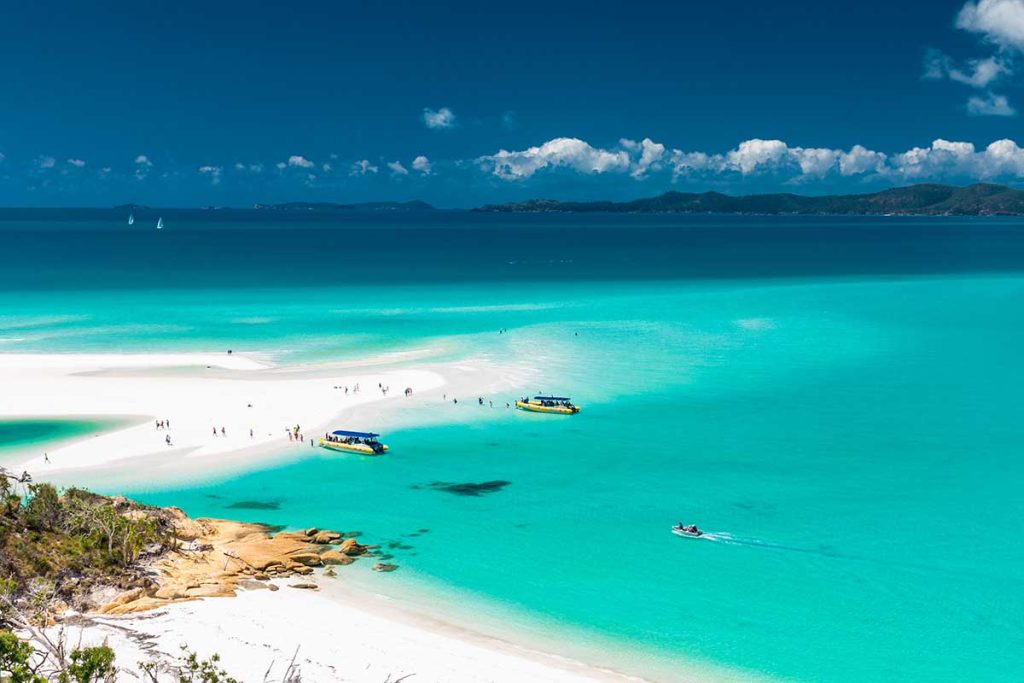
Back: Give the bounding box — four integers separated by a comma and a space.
0, 629, 46, 683
63, 645, 116, 683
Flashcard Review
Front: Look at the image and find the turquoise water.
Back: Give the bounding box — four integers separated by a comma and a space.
0, 418, 106, 452
3, 215, 1023, 681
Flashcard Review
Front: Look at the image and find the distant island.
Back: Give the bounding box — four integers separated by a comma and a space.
476, 183, 1024, 216
252, 200, 435, 212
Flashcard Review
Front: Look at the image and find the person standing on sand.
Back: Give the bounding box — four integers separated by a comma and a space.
165, 434, 171, 446
166, 419, 171, 429
221, 426, 226, 436
212, 427, 218, 437
288, 431, 293, 442
250, 428, 254, 438
44, 452, 49, 463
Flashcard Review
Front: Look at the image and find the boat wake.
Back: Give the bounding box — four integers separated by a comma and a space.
683, 530, 1016, 585
694, 532, 843, 558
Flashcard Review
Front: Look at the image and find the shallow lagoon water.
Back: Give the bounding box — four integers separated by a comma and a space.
2, 214, 1023, 681
0, 418, 111, 462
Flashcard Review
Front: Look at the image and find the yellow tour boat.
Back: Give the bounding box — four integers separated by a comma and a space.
319, 429, 389, 455
515, 395, 581, 415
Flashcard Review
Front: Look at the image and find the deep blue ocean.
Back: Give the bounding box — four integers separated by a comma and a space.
1, 210, 1022, 682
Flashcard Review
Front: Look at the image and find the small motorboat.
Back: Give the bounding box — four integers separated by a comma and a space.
672, 524, 703, 538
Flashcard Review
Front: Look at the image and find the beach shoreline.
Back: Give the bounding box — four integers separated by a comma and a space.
0, 349, 522, 482
65, 572, 669, 683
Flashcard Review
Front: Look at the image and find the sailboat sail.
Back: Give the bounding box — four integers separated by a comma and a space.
156, 217, 164, 230
128, 212, 134, 225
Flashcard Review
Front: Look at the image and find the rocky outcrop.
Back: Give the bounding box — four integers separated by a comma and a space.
320, 550, 354, 566
338, 538, 370, 556
312, 530, 342, 544
95, 514, 350, 614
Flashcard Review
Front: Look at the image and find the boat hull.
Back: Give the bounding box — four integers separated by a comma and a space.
319, 438, 389, 456
515, 401, 580, 415
671, 528, 703, 539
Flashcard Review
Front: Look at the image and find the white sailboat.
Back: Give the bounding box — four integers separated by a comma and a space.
128, 212, 134, 225
156, 217, 164, 230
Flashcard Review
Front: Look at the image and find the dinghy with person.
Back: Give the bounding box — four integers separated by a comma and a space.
672, 523, 704, 538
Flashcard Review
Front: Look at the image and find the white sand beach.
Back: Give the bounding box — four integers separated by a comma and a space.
0, 350, 513, 478
63, 576, 655, 683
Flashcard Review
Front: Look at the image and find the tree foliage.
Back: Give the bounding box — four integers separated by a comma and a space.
0, 476, 168, 612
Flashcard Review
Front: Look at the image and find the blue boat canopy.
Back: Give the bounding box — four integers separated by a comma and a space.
331, 430, 381, 439
533, 396, 571, 401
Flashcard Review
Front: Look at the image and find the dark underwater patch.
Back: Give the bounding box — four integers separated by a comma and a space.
387, 541, 415, 550
225, 500, 281, 510
416, 480, 512, 496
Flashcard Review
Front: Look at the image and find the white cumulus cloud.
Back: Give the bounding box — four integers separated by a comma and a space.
198, 165, 223, 184
479, 137, 631, 180
726, 139, 791, 174
839, 145, 888, 175
412, 155, 432, 175
967, 92, 1017, 115
36, 156, 56, 169
925, 50, 1010, 87
957, 0, 1024, 51
134, 155, 152, 166
287, 155, 314, 168
387, 161, 409, 176
423, 107, 456, 129
621, 138, 666, 178
67, 158, 86, 168
350, 159, 379, 176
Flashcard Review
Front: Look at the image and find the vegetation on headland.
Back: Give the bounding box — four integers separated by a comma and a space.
0, 469, 247, 681
477, 183, 1024, 216
0, 467, 387, 681
0, 472, 168, 612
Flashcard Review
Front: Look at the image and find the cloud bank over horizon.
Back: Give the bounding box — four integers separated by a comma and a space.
476, 135, 1024, 185
7, 133, 1024, 206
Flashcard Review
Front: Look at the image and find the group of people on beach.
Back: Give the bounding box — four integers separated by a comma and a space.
156, 419, 173, 446
288, 424, 312, 446
332, 383, 360, 394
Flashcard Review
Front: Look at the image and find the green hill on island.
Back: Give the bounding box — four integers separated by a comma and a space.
477, 183, 1024, 216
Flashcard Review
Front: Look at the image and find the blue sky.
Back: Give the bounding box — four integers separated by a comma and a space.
2, 0, 1024, 207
